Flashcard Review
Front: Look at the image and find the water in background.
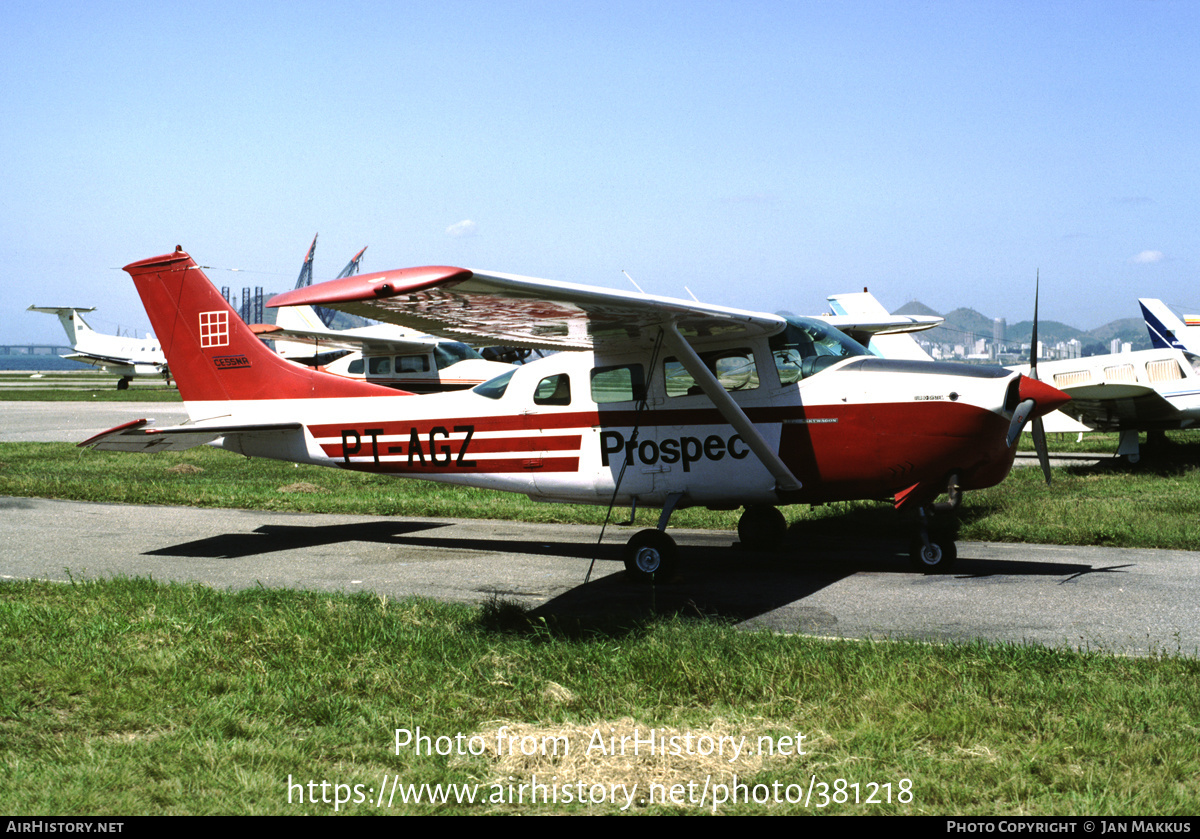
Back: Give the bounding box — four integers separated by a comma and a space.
0, 355, 91, 372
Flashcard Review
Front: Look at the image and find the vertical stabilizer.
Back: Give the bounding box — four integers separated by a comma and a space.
1140, 298, 1198, 352
123, 247, 401, 403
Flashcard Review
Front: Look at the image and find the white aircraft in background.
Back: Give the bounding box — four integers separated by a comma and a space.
27, 306, 168, 389
817, 290, 942, 361
1007, 297, 1200, 462
83, 247, 1068, 579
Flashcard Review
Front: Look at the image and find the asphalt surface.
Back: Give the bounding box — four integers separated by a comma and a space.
3, 401, 1198, 655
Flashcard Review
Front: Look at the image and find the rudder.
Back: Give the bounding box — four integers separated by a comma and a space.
123, 247, 401, 403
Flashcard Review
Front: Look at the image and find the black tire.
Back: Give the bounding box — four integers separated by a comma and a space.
116, 378, 130, 391
909, 534, 957, 573
738, 505, 787, 550
623, 529, 679, 583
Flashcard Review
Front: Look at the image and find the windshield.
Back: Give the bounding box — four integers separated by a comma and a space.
770, 316, 870, 384
433, 341, 483, 370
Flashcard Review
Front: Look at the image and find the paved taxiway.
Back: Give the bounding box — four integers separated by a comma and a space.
4, 400, 1197, 655
4, 495, 1198, 656
0, 401, 188, 443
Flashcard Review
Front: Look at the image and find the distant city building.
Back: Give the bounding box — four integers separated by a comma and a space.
993, 318, 1006, 344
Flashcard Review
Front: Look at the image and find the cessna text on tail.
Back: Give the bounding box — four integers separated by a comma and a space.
83, 248, 1068, 580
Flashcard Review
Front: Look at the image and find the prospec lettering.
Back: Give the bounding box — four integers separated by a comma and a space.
600, 430, 749, 472
340, 425, 476, 467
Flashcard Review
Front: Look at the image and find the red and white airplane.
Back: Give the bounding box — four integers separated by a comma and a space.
82, 247, 1069, 580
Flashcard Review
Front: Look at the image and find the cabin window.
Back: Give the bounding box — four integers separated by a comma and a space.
664, 348, 759, 397
1145, 358, 1184, 383
591, 364, 645, 404
1104, 364, 1137, 384
368, 356, 392, 375
397, 354, 431, 374
474, 368, 516, 400
347, 358, 364, 375
534, 374, 572, 406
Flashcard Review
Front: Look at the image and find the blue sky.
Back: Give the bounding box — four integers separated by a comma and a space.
3, 0, 1197, 343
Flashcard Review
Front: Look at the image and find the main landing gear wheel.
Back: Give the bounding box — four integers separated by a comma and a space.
116, 377, 130, 391
623, 529, 679, 583
909, 534, 957, 573
738, 505, 787, 551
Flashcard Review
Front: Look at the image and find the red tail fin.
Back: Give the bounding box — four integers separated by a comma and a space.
123, 247, 402, 402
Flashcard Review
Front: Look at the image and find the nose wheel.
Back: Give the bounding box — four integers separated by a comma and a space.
909, 534, 957, 572
909, 507, 957, 572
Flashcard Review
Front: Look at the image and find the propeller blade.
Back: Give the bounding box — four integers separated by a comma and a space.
1030, 270, 1040, 381
1032, 415, 1051, 485
1006, 398, 1035, 448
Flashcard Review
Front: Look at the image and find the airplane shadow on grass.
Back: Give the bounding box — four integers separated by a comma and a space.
141, 514, 1130, 633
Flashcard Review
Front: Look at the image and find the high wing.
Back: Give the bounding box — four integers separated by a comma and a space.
267, 267, 787, 351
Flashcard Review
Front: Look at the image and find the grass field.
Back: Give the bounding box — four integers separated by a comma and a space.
2, 578, 1197, 815
2, 428, 1199, 815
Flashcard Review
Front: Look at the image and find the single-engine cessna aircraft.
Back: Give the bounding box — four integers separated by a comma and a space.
28, 305, 169, 388
82, 247, 1068, 579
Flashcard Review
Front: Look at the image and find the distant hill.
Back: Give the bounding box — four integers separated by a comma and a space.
899, 301, 1153, 354
894, 300, 942, 318
940, 308, 999, 344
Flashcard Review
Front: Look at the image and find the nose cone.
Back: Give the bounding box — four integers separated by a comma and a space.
1018, 374, 1070, 416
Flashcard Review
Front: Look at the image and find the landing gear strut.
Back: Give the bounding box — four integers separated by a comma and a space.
909, 506, 957, 573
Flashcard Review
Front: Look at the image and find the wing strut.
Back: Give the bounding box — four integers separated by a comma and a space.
660, 323, 801, 492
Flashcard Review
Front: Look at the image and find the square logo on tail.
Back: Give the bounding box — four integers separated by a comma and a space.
199, 311, 229, 348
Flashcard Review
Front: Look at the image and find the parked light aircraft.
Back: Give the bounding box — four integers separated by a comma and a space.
1004, 298, 1200, 462
81, 247, 1068, 578
27, 306, 168, 388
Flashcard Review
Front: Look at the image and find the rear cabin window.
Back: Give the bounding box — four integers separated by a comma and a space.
590, 364, 645, 404
664, 348, 758, 397
397, 354, 431, 373
534, 374, 572, 406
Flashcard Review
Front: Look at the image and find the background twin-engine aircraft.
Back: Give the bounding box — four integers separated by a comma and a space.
27, 306, 169, 388
1011, 298, 1200, 463
82, 247, 1068, 581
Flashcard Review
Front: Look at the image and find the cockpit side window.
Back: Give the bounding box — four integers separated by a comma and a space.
664, 348, 759, 397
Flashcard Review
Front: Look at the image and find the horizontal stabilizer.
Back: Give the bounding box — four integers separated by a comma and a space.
80, 418, 303, 453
